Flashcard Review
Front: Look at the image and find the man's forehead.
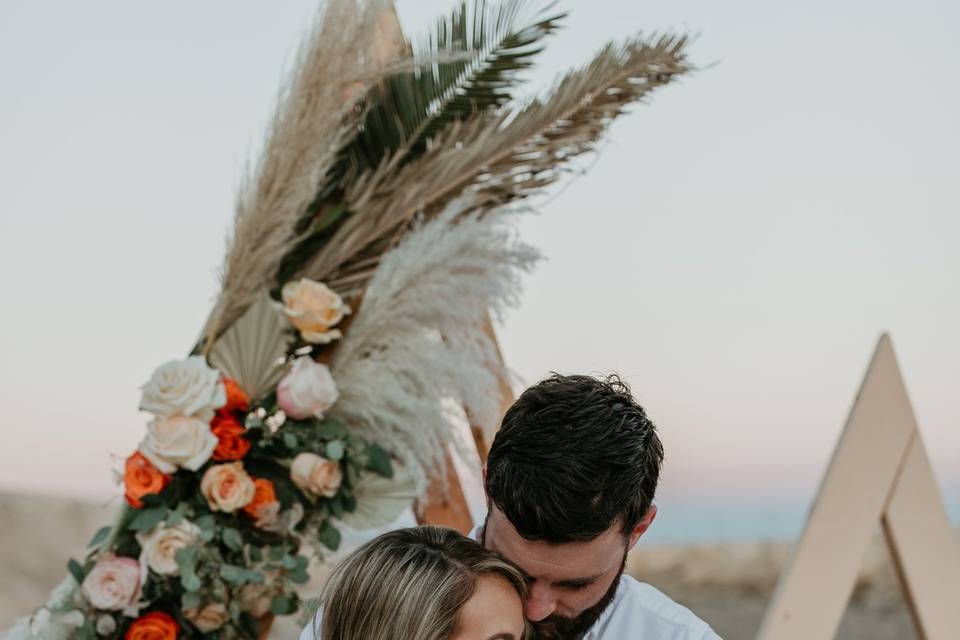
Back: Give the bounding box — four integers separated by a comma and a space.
484, 507, 622, 580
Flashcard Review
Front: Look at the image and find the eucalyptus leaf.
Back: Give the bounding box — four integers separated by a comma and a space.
366, 444, 394, 478
87, 526, 112, 549
317, 521, 341, 551
288, 568, 310, 585
128, 507, 167, 532
182, 572, 202, 592
222, 527, 244, 552
67, 558, 85, 585
182, 591, 203, 610
270, 596, 293, 616
325, 440, 345, 461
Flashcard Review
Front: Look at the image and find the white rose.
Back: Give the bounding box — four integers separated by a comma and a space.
80, 554, 143, 614
290, 452, 342, 498
139, 416, 218, 473
200, 462, 256, 513
140, 356, 226, 421
136, 520, 201, 576
280, 278, 350, 344
276, 357, 338, 420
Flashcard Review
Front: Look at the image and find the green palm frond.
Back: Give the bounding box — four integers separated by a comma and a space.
346, 0, 565, 174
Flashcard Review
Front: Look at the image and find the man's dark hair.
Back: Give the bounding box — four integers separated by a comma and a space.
485, 373, 664, 543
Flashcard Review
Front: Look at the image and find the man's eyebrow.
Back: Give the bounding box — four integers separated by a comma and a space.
552, 573, 603, 587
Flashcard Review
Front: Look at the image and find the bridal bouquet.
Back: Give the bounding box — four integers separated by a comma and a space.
9, 1, 689, 639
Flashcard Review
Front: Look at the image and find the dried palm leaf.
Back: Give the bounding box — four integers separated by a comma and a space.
200, 0, 406, 352
338, 461, 418, 530
274, 0, 562, 287
207, 293, 292, 401
303, 32, 690, 288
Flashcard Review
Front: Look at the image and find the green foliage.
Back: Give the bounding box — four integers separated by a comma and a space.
343, 0, 565, 177
67, 558, 86, 585
87, 526, 112, 549
316, 519, 342, 551
366, 443, 394, 478
128, 506, 167, 532
222, 527, 244, 552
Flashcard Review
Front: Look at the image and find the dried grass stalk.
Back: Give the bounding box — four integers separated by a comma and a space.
202, 0, 407, 351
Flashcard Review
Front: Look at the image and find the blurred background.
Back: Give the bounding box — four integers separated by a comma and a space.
1, 1, 957, 637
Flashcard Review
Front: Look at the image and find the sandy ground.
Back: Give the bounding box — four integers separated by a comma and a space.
1, 491, 924, 639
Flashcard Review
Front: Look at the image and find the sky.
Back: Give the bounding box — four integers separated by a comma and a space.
0, 0, 957, 541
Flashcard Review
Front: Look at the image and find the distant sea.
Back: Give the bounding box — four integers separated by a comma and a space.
641, 495, 960, 546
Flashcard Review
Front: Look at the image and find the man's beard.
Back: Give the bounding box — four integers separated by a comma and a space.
529, 551, 626, 640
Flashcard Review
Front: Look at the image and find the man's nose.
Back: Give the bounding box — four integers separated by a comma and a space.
524, 582, 557, 622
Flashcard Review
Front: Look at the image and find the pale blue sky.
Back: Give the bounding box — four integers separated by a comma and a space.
1, 1, 957, 533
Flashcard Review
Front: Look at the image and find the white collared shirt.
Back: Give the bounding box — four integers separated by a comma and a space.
579, 575, 721, 640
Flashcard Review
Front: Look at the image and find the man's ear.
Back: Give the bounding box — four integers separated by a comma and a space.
627, 505, 657, 549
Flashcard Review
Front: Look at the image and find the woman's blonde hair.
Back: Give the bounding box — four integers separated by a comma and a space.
316, 525, 528, 640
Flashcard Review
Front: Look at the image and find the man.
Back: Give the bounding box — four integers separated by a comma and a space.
480, 373, 720, 639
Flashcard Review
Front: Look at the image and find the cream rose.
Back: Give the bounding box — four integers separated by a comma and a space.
140, 356, 226, 421
201, 462, 256, 512
136, 520, 201, 576
80, 553, 143, 614
184, 603, 229, 633
280, 278, 350, 344
290, 452, 342, 498
276, 357, 338, 420
139, 416, 218, 473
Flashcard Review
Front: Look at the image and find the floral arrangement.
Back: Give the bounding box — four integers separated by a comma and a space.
60, 283, 395, 640
8, 1, 691, 639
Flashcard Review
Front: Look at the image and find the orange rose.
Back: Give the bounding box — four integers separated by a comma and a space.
124, 452, 170, 508
221, 377, 250, 413
243, 478, 280, 526
125, 611, 179, 640
211, 414, 251, 461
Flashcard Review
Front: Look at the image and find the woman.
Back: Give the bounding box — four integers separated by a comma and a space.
313, 526, 528, 640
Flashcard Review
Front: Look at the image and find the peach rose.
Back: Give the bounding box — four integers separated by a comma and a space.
276, 357, 338, 420
184, 603, 229, 633
136, 520, 201, 576
139, 356, 226, 421
242, 478, 280, 528
124, 452, 170, 508
280, 278, 350, 344
125, 611, 178, 640
200, 462, 255, 513
80, 553, 143, 614
211, 414, 251, 461
139, 416, 218, 474
238, 582, 273, 618
290, 452, 342, 498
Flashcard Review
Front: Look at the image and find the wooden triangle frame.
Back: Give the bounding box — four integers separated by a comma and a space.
758, 334, 960, 639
